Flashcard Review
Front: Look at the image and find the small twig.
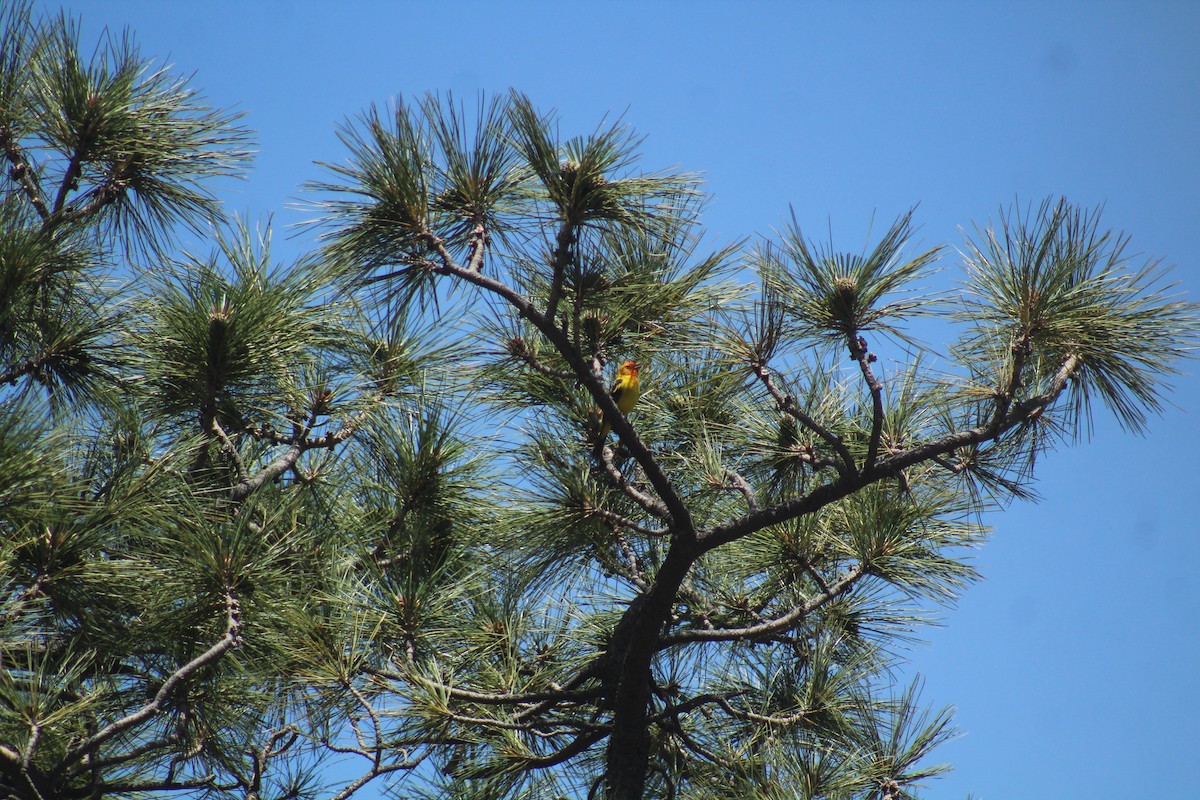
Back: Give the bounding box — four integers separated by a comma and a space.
611, 526, 651, 592
802, 561, 833, 596
510, 728, 609, 771
367, 667, 604, 709
646, 691, 746, 725
62, 736, 179, 778
325, 749, 429, 800
50, 142, 87, 219
438, 708, 597, 735
229, 407, 361, 501
466, 222, 489, 272
932, 455, 968, 474
506, 338, 576, 380
21, 722, 40, 770
989, 332, 1030, 436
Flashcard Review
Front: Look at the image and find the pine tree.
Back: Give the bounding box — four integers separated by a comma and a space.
2, 6, 1196, 800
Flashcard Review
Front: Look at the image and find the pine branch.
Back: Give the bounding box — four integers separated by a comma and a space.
62, 737, 180, 779
0, 125, 49, 221
424, 224, 696, 537
465, 221, 488, 272
753, 362, 856, 475
79, 776, 219, 796
209, 418, 249, 483
50, 141, 88, 220
646, 691, 746, 726
370, 667, 604, 708
589, 505, 668, 538
595, 444, 672, 521
712, 695, 812, 728
721, 468, 760, 513
326, 751, 429, 800
230, 410, 358, 501
848, 332, 886, 472
56, 588, 242, 770
513, 728, 609, 770
702, 352, 1082, 553
659, 563, 865, 646
880, 353, 1081, 475
544, 219, 575, 323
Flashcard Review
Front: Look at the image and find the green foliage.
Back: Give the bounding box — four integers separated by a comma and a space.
2, 9, 1197, 800
26, 12, 251, 247
131, 219, 343, 426
760, 208, 942, 351
958, 197, 1195, 434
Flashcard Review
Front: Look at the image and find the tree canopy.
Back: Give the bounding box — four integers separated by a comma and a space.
1, 5, 1196, 800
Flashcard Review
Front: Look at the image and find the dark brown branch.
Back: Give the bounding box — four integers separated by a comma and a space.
602, 542, 700, 797
544, 220, 576, 324
848, 333, 885, 472
699, 474, 855, 552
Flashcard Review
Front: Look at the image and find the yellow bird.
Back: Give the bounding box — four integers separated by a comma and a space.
597, 360, 641, 443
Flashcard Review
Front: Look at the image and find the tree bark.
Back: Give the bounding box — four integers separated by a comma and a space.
603, 543, 697, 799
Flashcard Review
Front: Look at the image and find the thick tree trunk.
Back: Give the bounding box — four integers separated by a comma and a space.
603, 543, 697, 799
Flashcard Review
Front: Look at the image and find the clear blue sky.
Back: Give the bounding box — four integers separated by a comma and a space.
56, 2, 1200, 797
